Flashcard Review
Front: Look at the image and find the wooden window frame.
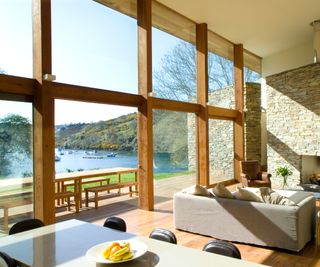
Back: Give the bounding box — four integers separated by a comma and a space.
0, 0, 250, 222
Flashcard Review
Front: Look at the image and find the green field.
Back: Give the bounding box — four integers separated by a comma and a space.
0, 170, 195, 194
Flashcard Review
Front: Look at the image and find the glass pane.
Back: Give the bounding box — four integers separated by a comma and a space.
52, 0, 138, 93
0, 99, 34, 235
152, 3, 197, 103
209, 120, 234, 183
55, 100, 138, 214
153, 110, 197, 199
0, 0, 32, 78
208, 52, 235, 109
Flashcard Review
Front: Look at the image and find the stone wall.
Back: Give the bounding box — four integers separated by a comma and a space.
188, 83, 262, 182
245, 83, 262, 161
266, 63, 320, 187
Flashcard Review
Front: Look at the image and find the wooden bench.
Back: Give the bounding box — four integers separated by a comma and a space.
85, 181, 138, 209
57, 177, 111, 210
54, 191, 79, 213
0, 191, 33, 231
62, 177, 111, 190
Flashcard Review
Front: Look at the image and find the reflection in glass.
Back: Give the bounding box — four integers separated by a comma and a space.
153, 110, 197, 198
0, 99, 34, 234
152, 29, 196, 103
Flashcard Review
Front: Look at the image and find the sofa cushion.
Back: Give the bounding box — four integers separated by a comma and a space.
260, 187, 296, 206
182, 184, 213, 197
211, 183, 233, 199
233, 187, 262, 202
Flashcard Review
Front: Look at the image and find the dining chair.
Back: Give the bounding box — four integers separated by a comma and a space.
202, 240, 241, 259
103, 216, 127, 232
0, 251, 17, 267
149, 228, 177, 244
9, 218, 45, 235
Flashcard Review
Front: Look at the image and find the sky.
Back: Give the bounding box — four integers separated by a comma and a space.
0, 0, 180, 124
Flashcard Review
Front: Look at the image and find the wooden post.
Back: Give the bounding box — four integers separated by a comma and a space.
137, 0, 154, 210
33, 0, 55, 224
234, 44, 244, 182
196, 23, 209, 186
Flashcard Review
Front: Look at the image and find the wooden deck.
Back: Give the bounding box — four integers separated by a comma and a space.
56, 174, 320, 267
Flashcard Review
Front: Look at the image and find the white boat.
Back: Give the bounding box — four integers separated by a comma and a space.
55, 154, 61, 162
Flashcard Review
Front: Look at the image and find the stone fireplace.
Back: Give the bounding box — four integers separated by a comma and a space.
266, 63, 320, 187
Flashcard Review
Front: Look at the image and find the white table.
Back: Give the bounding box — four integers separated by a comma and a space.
0, 219, 269, 267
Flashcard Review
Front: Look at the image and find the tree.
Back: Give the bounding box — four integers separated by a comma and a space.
0, 114, 32, 177
153, 41, 260, 101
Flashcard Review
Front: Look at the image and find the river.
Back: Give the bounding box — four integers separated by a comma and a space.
55, 150, 187, 174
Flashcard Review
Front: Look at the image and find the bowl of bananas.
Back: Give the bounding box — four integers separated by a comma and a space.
86, 240, 147, 264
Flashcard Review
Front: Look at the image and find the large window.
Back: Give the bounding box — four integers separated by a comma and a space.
0, 98, 34, 233
0, 0, 32, 78
52, 0, 138, 93
152, 2, 197, 103
153, 110, 197, 199
209, 120, 234, 183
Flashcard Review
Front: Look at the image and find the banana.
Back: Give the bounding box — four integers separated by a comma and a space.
102, 242, 120, 259
103, 241, 134, 262
111, 246, 130, 258
121, 251, 134, 260
110, 245, 121, 256
122, 242, 130, 250
109, 256, 123, 262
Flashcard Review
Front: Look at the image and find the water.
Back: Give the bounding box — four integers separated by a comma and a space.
55, 150, 187, 174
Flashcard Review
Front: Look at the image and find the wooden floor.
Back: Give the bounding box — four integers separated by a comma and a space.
56, 176, 320, 267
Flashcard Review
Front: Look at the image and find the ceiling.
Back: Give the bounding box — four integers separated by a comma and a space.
158, 0, 320, 58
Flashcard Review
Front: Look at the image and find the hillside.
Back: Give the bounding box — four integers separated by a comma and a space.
55, 113, 137, 151
55, 111, 188, 155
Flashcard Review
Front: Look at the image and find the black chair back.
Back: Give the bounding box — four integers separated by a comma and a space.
149, 228, 177, 244
103, 217, 127, 232
9, 219, 45, 235
0, 251, 17, 267
203, 240, 241, 259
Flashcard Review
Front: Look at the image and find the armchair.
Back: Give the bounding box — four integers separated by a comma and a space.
240, 160, 271, 188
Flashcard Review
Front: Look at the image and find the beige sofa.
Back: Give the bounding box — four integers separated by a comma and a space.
173, 190, 315, 251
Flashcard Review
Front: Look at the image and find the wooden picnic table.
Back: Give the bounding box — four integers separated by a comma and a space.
54, 167, 139, 211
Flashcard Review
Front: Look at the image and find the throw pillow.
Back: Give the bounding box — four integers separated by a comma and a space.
234, 187, 262, 202
259, 187, 296, 206
182, 184, 213, 197
211, 183, 234, 199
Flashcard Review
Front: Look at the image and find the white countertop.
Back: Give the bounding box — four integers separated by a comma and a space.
0, 219, 269, 267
